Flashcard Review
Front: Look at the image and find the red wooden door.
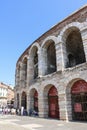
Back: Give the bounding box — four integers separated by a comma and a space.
48, 86, 59, 119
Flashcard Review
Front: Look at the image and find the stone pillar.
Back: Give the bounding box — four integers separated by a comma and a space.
20, 63, 23, 81
38, 49, 44, 77
60, 41, 68, 70
15, 69, 19, 87
58, 83, 67, 120
26, 93, 30, 114
14, 89, 17, 108
20, 62, 26, 88
55, 42, 63, 71
26, 57, 29, 87
39, 48, 48, 76
19, 93, 22, 109
81, 27, 87, 62
66, 92, 72, 121
58, 93, 67, 120
38, 92, 45, 118
27, 56, 34, 86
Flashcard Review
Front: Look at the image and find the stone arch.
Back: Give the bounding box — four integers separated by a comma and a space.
41, 36, 58, 75
66, 78, 86, 120
43, 84, 59, 119
29, 88, 38, 114
28, 43, 40, 79
29, 42, 40, 56
22, 55, 28, 62
41, 36, 58, 48
59, 22, 86, 68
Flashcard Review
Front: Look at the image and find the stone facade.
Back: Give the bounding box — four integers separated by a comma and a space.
14, 5, 87, 121
0, 82, 14, 108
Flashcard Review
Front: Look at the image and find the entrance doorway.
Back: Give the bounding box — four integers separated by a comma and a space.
71, 80, 87, 121
21, 92, 27, 109
34, 90, 38, 112
48, 86, 59, 119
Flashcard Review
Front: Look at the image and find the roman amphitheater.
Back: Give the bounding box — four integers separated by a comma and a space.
14, 5, 87, 121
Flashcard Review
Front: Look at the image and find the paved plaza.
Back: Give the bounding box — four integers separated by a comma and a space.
0, 115, 87, 130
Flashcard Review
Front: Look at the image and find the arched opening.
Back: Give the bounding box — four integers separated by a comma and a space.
66, 29, 86, 68
71, 80, 87, 121
17, 65, 21, 86
68, 53, 76, 67
23, 58, 27, 80
43, 40, 56, 75
48, 86, 59, 119
21, 92, 27, 109
33, 47, 38, 79
34, 90, 38, 112
47, 42, 56, 74
29, 46, 38, 80
29, 89, 38, 113
17, 93, 19, 109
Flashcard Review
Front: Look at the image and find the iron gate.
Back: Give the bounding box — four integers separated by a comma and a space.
72, 93, 87, 121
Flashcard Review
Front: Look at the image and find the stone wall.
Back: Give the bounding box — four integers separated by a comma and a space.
14, 5, 87, 121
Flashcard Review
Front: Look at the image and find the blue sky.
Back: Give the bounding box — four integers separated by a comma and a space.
0, 0, 87, 87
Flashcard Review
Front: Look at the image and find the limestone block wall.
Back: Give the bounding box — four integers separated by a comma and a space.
14, 5, 87, 121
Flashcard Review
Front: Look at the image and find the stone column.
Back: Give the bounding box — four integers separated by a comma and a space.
58, 84, 67, 120
14, 89, 17, 108
55, 42, 63, 71
20, 62, 26, 88
66, 92, 72, 121
27, 56, 34, 86
15, 68, 19, 87
38, 49, 44, 77
38, 92, 45, 118
20, 63, 23, 81
58, 93, 67, 120
81, 27, 87, 62
19, 93, 22, 109
26, 93, 30, 114
39, 48, 47, 76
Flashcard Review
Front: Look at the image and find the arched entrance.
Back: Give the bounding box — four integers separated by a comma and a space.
71, 80, 87, 121
21, 92, 27, 109
42, 40, 57, 75
48, 86, 59, 119
61, 26, 86, 68
34, 90, 38, 112
17, 93, 19, 109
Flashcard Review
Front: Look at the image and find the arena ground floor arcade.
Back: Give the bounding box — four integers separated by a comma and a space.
15, 77, 87, 121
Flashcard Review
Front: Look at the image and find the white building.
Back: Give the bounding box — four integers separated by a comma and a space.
0, 82, 14, 108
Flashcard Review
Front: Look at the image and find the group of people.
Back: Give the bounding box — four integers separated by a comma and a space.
16, 107, 38, 117
0, 107, 16, 115
0, 106, 38, 117
29, 108, 38, 116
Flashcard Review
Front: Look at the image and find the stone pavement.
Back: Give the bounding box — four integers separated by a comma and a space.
0, 115, 87, 130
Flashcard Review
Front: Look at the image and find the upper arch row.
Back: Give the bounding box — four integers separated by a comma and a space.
18, 22, 87, 64
16, 22, 87, 77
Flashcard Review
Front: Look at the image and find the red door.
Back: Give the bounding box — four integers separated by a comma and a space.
48, 86, 59, 119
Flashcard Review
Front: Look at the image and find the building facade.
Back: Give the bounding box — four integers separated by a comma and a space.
14, 5, 87, 121
0, 82, 14, 108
